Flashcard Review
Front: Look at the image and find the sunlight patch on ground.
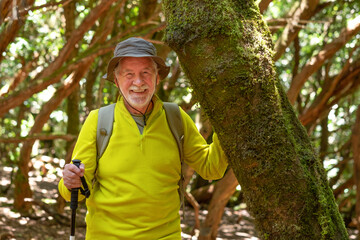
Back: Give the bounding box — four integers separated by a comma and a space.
1, 167, 12, 186
1, 208, 20, 218
0, 178, 10, 185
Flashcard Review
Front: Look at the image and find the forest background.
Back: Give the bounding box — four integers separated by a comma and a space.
1, 0, 360, 239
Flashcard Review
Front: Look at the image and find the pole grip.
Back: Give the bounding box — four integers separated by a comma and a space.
70, 159, 81, 210
72, 159, 81, 168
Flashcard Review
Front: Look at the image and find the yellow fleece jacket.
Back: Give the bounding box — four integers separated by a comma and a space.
58, 96, 227, 239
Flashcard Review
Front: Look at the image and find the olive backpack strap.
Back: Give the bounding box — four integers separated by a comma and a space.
163, 102, 185, 218
93, 103, 116, 185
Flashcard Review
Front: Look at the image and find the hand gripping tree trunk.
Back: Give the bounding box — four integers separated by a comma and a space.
163, 1, 348, 239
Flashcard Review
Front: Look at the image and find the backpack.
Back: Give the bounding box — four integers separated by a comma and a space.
93, 102, 185, 213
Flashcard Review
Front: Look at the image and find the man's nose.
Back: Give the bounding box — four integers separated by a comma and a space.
133, 76, 144, 86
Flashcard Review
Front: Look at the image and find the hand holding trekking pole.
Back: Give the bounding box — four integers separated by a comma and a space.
69, 159, 90, 240
70, 159, 81, 240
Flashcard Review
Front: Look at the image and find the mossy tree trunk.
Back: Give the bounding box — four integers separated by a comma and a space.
163, 0, 348, 239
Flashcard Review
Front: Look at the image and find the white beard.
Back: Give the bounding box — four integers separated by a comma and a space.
122, 85, 153, 112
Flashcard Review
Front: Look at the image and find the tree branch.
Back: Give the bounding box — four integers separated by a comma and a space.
0, 0, 35, 62
36, 0, 117, 81
0, 134, 77, 143
0, 43, 113, 118
258, 0, 273, 14
23, 0, 73, 13
287, 16, 360, 105
273, 0, 320, 61
299, 45, 360, 126
0, 55, 38, 97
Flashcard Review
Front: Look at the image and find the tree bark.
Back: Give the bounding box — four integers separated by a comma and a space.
0, 0, 13, 24
163, 0, 348, 238
352, 105, 360, 235
138, 0, 158, 22
258, 0, 273, 14
319, 116, 329, 161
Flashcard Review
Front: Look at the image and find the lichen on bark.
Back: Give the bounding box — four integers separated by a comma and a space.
163, 0, 348, 239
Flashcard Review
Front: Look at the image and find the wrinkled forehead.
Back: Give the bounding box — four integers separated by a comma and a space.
118, 57, 157, 69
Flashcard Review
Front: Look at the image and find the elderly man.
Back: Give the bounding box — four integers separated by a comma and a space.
58, 37, 227, 239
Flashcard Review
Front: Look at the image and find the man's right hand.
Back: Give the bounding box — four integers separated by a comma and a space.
63, 162, 85, 190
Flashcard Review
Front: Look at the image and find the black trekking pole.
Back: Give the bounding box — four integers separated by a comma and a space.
70, 159, 81, 240
69, 159, 90, 240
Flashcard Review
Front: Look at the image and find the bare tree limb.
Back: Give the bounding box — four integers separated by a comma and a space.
0, 0, 13, 23
0, 134, 77, 143
0, 0, 35, 62
273, 0, 320, 61
287, 16, 360, 105
35, 0, 117, 81
1, 0, 74, 23
22, 0, 73, 13
0, 55, 38, 97
259, 0, 273, 14
266, 18, 330, 26
0, 44, 113, 118
333, 176, 354, 198
298, 45, 360, 126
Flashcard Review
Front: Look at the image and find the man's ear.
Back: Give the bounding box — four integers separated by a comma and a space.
156, 74, 160, 85
114, 74, 119, 88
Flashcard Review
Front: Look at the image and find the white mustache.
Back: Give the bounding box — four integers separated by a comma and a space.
129, 86, 148, 92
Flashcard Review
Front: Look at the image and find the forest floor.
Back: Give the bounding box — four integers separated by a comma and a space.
0, 158, 359, 240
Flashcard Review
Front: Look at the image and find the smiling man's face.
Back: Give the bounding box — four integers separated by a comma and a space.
114, 57, 159, 114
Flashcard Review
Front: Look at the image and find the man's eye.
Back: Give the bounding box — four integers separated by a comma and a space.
125, 73, 134, 78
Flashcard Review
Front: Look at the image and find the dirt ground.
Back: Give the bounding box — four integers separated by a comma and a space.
0, 159, 358, 240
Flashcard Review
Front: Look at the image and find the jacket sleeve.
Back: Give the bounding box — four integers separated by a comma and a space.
181, 109, 228, 180
58, 109, 99, 202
